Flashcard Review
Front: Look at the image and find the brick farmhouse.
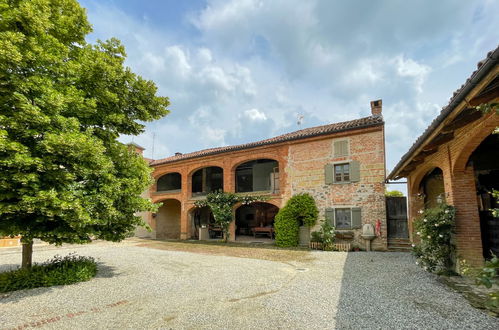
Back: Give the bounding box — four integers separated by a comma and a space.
388, 46, 499, 267
135, 101, 388, 250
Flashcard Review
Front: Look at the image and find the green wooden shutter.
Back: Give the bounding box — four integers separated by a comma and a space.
325, 164, 334, 184
349, 160, 360, 182
334, 140, 348, 157
325, 208, 335, 226
351, 207, 362, 229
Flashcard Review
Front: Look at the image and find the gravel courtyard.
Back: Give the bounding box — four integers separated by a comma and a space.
0, 240, 497, 329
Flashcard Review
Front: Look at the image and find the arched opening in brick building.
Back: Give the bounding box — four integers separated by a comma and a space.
191, 166, 223, 196
235, 202, 279, 242
190, 206, 222, 240
419, 167, 445, 209
156, 172, 181, 192
155, 199, 181, 239
468, 133, 499, 259
235, 159, 279, 193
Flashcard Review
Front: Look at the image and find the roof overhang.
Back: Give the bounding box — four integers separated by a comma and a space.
388, 46, 499, 180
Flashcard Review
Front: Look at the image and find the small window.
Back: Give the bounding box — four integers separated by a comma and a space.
334, 140, 349, 157
335, 208, 351, 229
334, 163, 350, 182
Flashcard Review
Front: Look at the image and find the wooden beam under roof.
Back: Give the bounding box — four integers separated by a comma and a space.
469, 75, 499, 106
442, 109, 483, 133
412, 148, 439, 161
422, 132, 454, 151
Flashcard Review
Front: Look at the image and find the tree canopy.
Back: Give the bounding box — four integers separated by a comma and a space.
0, 0, 169, 266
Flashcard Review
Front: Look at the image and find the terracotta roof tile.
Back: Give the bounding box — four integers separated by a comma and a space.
151, 115, 384, 166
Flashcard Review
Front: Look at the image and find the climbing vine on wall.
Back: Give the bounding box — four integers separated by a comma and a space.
194, 191, 268, 242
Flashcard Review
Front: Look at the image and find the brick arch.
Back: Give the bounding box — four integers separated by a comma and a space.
155, 198, 182, 240
154, 197, 182, 205
409, 163, 444, 196
452, 119, 499, 173
187, 164, 225, 177
230, 157, 280, 173
233, 199, 281, 210
153, 171, 182, 180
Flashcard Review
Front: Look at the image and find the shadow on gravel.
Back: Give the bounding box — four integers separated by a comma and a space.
334, 252, 497, 329
95, 262, 120, 278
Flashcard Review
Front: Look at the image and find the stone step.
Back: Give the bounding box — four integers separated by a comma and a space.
388, 246, 412, 252
388, 238, 413, 252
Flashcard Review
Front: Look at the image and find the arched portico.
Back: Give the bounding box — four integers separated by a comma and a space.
234, 159, 279, 193
156, 199, 181, 239
235, 202, 279, 240
190, 166, 223, 196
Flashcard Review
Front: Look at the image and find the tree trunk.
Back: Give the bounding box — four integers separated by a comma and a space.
22, 240, 33, 270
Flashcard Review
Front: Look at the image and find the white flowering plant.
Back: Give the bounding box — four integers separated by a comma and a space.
412, 203, 456, 273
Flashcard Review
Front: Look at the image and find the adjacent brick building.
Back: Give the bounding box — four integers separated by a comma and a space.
137, 101, 387, 250
387, 46, 499, 267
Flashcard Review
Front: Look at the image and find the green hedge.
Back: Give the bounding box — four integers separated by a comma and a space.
0, 253, 97, 293
275, 193, 318, 247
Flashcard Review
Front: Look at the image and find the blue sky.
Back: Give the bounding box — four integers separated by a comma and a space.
79, 0, 498, 187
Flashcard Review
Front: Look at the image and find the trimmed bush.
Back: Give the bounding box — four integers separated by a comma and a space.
275, 193, 318, 247
0, 253, 97, 293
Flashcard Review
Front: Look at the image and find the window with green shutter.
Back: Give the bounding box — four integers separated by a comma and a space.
334, 140, 349, 157
351, 207, 362, 229
349, 160, 360, 182
324, 163, 334, 184
325, 208, 335, 226
329, 207, 362, 230
334, 163, 350, 182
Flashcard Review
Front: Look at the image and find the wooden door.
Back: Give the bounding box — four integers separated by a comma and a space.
386, 197, 409, 238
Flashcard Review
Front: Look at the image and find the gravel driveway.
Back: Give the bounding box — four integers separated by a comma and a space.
0, 240, 497, 329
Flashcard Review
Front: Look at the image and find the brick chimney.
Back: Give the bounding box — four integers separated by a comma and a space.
126, 142, 145, 155
370, 99, 382, 116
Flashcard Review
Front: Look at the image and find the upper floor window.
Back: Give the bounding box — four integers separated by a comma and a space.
325, 160, 360, 184
334, 164, 350, 182
192, 166, 223, 196
333, 140, 349, 157
157, 173, 181, 192
235, 159, 279, 193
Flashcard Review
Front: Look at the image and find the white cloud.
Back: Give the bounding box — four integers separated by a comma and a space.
394, 55, 431, 93
84, 0, 499, 171
244, 108, 267, 121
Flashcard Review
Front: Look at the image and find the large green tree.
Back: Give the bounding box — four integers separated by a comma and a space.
0, 0, 169, 268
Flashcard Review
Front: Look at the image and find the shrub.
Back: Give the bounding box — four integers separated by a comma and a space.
0, 253, 97, 293
385, 190, 404, 197
476, 254, 499, 310
274, 193, 318, 247
274, 207, 300, 247
412, 203, 455, 273
311, 221, 336, 251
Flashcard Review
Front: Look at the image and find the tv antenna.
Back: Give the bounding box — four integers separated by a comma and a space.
151, 132, 156, 159
297, 114, 304, 126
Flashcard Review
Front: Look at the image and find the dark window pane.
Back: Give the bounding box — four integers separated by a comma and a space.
335, 208, 351, 229
157, 173, 181, 191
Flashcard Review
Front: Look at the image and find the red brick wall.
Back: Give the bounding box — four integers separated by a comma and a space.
144, 125, 386, 248
285, 128, 387, 250
407, 112, 499, 267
